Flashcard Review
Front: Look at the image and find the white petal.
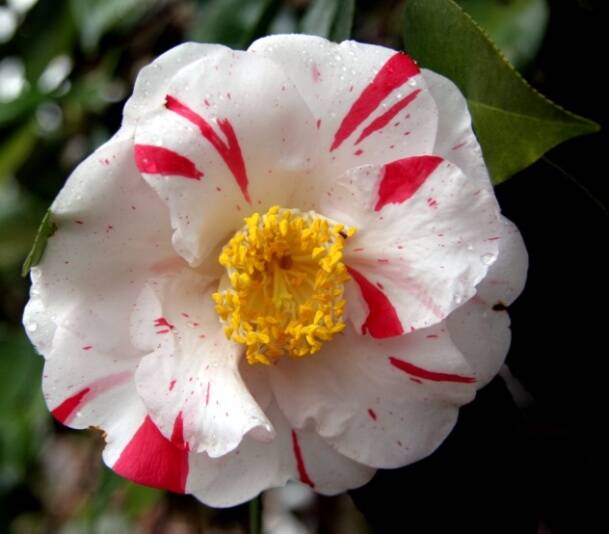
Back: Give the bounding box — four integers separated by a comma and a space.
447, 217, 528, 386
133, 47, 318, 265
131, 268, 274, 457
23, 130, 175, 364
187, 402, 375, 507
422, 69, 491, 191
317, 156, 502, 336
248, 34, 438, 208
270, 325, 476, 468
122, 42, 226, 127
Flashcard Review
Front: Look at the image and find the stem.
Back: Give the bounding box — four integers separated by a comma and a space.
249, 494, 262, 534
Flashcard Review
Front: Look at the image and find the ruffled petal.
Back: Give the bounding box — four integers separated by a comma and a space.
133, 47, 318, 265
131, 268, 274, 457
23, 129, 175, 383
270, 325, 476, 468
248, 34, 438, 207
422, 69, 491, 191
187, 402, 375, 507
317, 156, 502, 336
447, 218, 528, 387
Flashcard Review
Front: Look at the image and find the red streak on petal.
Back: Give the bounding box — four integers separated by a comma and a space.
134, 144, 203, 180
375, 156, 443, 211
330, 52, 420, 151
113, 416, 188, 494
355, 89, 421, 145
165, 95, 250, 203
368, 408, 377, 421
82, 345, 93, 351
291, 430, 314, 488
50, 372, 131, 425
171, 412, 189, 451
169, 379, 176, 391
347, 266, 403, 338
389, 357, 476, 384
205, 382, 211, 406
51, 388, 90, 424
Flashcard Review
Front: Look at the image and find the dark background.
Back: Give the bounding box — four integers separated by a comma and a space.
1, 1, 606, 532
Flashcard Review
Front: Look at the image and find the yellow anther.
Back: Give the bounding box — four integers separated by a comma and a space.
212, 206, 355, 365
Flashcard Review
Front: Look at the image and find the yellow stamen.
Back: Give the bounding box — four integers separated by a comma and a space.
213, 206, 355, 365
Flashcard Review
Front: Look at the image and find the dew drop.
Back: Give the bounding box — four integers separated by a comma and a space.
26, 321, 38, 332
481, 253, 495, 265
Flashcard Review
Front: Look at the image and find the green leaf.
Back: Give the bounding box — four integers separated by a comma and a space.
21, 209, 56, 277
301, 0, 355, 42
457, 0, 549, 69
189, 0, 280, 49
403, 0, 599, 184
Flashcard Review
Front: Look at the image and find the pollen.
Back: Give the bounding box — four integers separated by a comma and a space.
213, 206, 356, 365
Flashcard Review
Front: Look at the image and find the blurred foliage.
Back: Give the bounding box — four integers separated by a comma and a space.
0, 0, 600, 531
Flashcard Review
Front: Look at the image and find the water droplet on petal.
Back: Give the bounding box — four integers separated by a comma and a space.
481, 253, 495, 265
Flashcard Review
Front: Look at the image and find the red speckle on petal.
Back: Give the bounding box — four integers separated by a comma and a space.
134, 144, 203, 180
354, 149, 363, 156
169, 379, 176, 391
312, 63, 321, 83
389, 357, 476, 384
205, 382, 211, 406
316, 119, 321, 129
375, 156, 443, 211
347, 266, 403, 338
427, 197, 438, 209
154, 317, 175, 334
82, 345, 93, 351
291, 430, 314, 488
113, 416, 188, 493
368, 408, 377, 421
330, 52, 420, 151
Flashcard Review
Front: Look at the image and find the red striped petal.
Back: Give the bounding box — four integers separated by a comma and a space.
389, 357, 476, 384
375, 156, 442, 211
347, 266, 404, 338
291, 430, 315, 488
113, 416, 189, 494
165, 95, 250, 203
134, 144, 203, 180
330, 52, 420, 151
355, 89, 421, 145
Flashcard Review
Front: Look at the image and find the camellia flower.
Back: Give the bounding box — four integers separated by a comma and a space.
23, 34, 527, 507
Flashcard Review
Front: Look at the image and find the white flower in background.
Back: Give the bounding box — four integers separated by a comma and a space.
23, 34, 527, 507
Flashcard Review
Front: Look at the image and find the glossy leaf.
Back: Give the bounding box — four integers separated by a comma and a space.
458, 0, 549, 69
301, 0, 355, 42
403, 0, 599, 183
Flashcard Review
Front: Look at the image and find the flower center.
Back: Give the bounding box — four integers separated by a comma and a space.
213, 206, 355, 365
